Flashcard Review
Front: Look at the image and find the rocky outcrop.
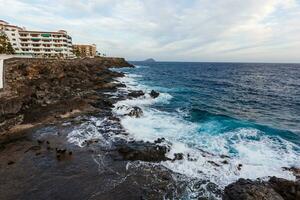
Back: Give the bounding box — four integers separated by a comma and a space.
126, 106, 143, 118
224, 177, 300, 200
150, 90, 160, 98
269, 177, 300, 200
128, 90, 144, 98
0, 57, 133, 140
224, 179, 284, 200
116, 140, 171, 162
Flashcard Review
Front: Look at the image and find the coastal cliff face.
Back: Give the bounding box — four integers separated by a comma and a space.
0, 57, 133, 138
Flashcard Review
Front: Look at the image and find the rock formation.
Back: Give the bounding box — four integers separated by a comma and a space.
224, 177, 300, 200
150, 90, 160, 98
0, 57, 133, 140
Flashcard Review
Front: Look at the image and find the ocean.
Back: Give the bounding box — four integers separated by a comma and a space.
112, 61, 300, 193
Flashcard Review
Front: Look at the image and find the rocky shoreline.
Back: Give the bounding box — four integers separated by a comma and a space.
0, 57, 299, 200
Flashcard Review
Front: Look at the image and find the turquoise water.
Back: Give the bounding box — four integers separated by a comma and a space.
112, 62, 300, 194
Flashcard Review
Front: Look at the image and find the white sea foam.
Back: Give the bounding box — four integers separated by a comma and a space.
114, 72, 300, 191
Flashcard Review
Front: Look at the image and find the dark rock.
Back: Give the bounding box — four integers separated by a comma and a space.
220, 154, 230, 159
37, 139, 44, 145
268, 176, 300, 200
208, 160, 220, 167
190, 179, 222, 199
154, 137, 165, 144
222, 160, 229, 164
150, 90, 160, 98
56, 148, 67, 154
116, 83, 126, 88
282, 167, 300, 180
83, 139, 99, 146
117, 141, 170, 162
126, 106, 143, 118
223, 179, 284, 200
173, 153, 184, 161
128, 90, 145, 98
187, 153, 197, 161
237, 163, 243, 170
7, 161, 15, 165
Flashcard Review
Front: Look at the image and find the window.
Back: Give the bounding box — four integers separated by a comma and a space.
12, 33, 15, 36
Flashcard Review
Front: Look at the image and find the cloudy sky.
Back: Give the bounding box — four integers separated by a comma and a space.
1, 0, 300, 62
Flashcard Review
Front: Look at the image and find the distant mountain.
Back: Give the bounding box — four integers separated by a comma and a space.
143, 58, 156, 62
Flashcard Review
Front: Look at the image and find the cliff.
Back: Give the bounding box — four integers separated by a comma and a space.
0, 57, 133, 140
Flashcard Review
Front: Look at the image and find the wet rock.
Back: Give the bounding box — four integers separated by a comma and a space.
190, 179, 222, 199
117, 141, 170, 162
222, 160, 229, 164
268, 176, 300, 200
282, 167, 300, 180
220, 154, 230, 159
37, 139, 44, 145
126, 106, 143, 118
173, 153, 184, 161
154, 137, 165, 144
150, 90, 160, 98
208, 160, 220, 167
116, 83, 126, 88
237, 163, 243, 170
128, 90, 145, 98
55, 148, 67, 154
224, 179, 284, 200
83, 139, 99, 146
7, 161, 15, 165
187, 153, 197, 161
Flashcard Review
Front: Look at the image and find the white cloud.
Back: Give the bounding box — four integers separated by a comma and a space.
0, 0, 299, 62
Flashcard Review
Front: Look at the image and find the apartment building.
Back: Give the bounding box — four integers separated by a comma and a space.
0, 20, 74, 58
73, 44, 97, 58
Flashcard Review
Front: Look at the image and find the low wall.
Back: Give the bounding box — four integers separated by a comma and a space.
0, 54, 33, 89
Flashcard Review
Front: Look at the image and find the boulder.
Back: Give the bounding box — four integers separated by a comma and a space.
154, 137, 165, 144
223, 179, 284, 200
128, 90, 144, 98
173, 153, 184, 161
150, 90, 159, 98
268, 177, 300, 200
117, 141, 170, 162
126, 106, 143, 118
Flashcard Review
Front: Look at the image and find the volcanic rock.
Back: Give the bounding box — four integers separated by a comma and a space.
126, 106, 143, 118
268, 177, 300, 200
117, 140, 170, 162
150, 90, 160, 98
223, 179, 284, 200
128, 90, 145, 98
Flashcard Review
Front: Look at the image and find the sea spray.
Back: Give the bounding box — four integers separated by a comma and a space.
112, 69, 300, 192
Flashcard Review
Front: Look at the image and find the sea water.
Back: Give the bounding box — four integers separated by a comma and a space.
113, 62, 300, 190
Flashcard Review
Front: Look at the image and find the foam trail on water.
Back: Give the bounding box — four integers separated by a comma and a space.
113, 72, 300, 191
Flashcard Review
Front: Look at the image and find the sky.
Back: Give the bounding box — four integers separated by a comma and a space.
0, 0, 300, 62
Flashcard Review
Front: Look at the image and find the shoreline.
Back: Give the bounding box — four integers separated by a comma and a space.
0, 57, 187, 199
0, 58, 299, 200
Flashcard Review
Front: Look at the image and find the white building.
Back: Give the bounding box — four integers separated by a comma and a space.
0, 20, 74, 58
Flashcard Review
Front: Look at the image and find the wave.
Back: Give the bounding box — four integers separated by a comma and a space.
113, 72, 300, 192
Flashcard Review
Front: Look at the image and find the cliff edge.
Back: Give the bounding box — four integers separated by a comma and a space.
0, 57, 133, 141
